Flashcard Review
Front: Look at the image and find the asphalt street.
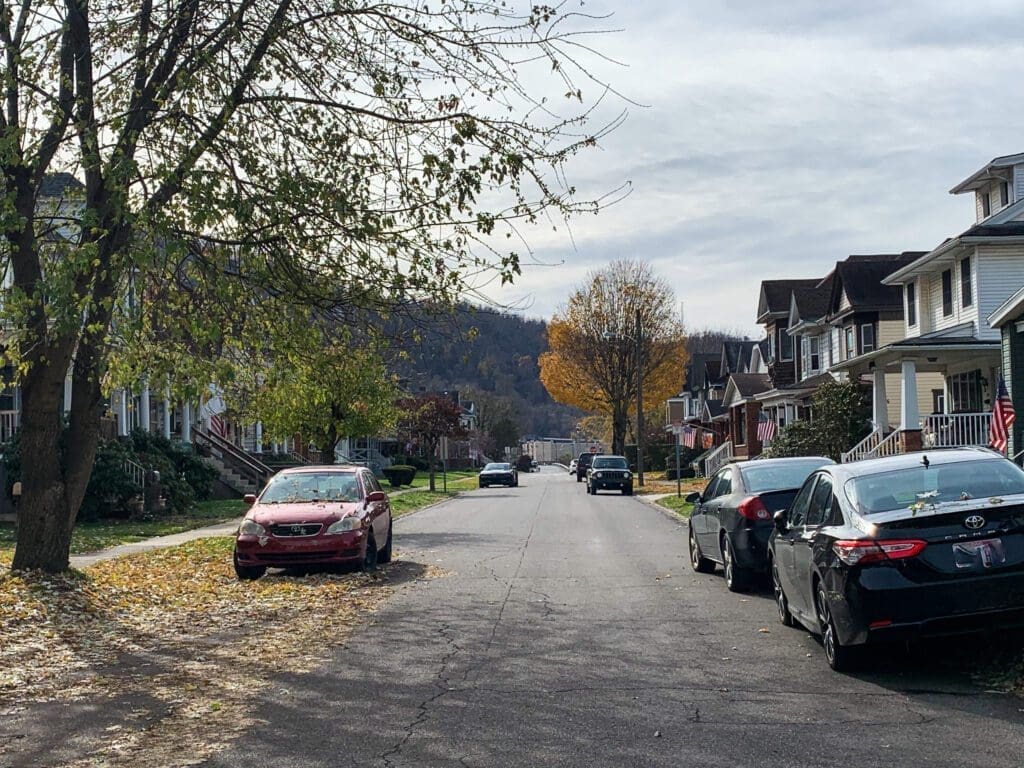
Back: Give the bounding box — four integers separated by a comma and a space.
209, 466, 1024, 768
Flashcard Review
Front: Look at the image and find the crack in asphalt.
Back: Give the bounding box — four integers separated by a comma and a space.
378, 622, 463, 768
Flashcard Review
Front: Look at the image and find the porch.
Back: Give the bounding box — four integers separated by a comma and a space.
834, 337, 1001, 462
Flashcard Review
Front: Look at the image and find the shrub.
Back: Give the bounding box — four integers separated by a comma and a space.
381, 464, 417, 487
663, 467, 696, 480
79, 439, 143, 521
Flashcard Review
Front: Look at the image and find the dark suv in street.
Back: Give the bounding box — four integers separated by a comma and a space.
575, 452, 595, 482
587, 455, 633, 496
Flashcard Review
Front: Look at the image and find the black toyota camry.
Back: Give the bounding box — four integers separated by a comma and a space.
769, 448, 1024, 671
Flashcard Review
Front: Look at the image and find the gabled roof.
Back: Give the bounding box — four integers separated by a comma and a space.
40, 172, 84, 198
721, 340, 759, 374
989, 285, 1024, 329
756, 279, 819, 323
681, 353, 719, 394
722, 372, 772, 408
883, 219, 1024, 285
950, 153, 1024, 194
959, 221, 1024, 239
828, 253, 923, 316
703, 359, 722, 386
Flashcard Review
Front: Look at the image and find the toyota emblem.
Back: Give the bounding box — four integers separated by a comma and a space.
964, 515, 986, 530
291, 524, 302, 534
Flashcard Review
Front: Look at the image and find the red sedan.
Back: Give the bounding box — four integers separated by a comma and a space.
233, 465, 393, 580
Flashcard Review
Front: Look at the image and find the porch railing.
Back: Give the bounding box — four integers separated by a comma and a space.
873, 430, 903, 458
842, 429, 882, 463
922, 412, 993, 449
123, 458, 146, 489
704, 440, 733, 477
0, 410, 20, 443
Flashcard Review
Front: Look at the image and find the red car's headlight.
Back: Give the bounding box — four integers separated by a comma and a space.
238, 519, 265, 536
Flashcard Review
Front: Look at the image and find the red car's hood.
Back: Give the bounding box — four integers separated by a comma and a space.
248, 501, 361, 525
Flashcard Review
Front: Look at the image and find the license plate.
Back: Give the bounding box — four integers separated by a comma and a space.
952, 538, 1006, 569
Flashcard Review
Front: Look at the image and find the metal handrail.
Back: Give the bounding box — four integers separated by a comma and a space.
123, 458, 146, 488
192, 426, 274, 485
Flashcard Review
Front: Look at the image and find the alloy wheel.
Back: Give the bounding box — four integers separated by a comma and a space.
817, 587, 836, 665
722, 538, 734, 585
772, 561, 794, 626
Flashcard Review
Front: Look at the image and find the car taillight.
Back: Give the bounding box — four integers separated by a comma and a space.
737, 496, 771, 521
832, 539, 927, 566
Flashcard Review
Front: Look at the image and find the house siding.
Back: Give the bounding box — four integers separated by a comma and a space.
1002, 325, 1024, 458
977, 245, 1024, 341
925, 262, 978, 336
877, 318, 904, 347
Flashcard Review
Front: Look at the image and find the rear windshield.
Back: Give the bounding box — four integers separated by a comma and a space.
740, 459, 831, 493
593, 457, 628, 469
844, 459, 1024, 514
484, 463, 511, 471
260, 472, 361, 504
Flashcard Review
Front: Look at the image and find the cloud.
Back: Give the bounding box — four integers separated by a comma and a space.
480, 0, 1024, 340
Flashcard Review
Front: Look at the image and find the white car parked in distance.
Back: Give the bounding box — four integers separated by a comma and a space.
569, 459, 578, 474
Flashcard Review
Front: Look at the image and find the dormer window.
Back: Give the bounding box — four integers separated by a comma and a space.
981, 191, 992, 217
1001, 181, 1010, 208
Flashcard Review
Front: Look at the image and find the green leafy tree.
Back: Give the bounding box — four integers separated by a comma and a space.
1, 1, 614, 571
398, 394, 468, 491
766, 380, 871, 461
237, 341, 400, 463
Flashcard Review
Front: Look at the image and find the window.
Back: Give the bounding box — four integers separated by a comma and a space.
860, 324, 875, 354
1001, 181, 1010, 207
805, 475, 834, 528
932, 389, 945, 415
809, 336, 820, 371
906, 282, 917, 326
779, 322, 793, 361
844, 326, 855, 360
802, 336, 821, 376
768, 332, 775, 363
736, 406, 747, 445
787, 476, 818, 528
941, 269, 953, 316
715, 469, 732, 497
949, 369, 983, 412
981, 191, 991, 217
960, 256, 972, 307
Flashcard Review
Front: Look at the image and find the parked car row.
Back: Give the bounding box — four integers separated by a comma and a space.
688, 448, 1024, 671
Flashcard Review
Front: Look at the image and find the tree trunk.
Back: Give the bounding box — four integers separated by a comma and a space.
325, 427, 339, 464
611, 405, 628, 455
427, 439, 437, 491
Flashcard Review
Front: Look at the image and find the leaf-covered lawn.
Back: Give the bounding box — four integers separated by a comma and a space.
391, 490, 458, 517
0, 498, 248, 556
0, 536, 437, 765
636, 477, 706, 496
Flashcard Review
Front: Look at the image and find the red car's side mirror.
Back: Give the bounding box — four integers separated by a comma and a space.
366, 491, 387, 503
243, 493, 257, 505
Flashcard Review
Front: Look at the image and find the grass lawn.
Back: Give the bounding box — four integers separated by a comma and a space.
398, 469, 477, 490
636, 476, 706, 496
390, 490, 458, 517
655, 495, 694, 518
0, 498, 247, 556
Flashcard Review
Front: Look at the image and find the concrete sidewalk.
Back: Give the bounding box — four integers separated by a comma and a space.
69, 518, 244, 568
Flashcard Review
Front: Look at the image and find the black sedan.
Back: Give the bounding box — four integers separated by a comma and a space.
687, 457, 832, 591
479, 462, 518, 488
769, 449, 1024, 671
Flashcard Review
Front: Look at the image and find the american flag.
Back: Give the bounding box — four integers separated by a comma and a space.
210, 413, 230, 439
756, 413, 777, 443
989, 376, 1016, 453
681, 426, 696, 448
702, 432, 714, 450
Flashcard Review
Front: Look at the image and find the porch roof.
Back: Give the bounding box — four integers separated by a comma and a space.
989, 285, 1024, 329
829, 336, 1000, 375
755, 372, 836, 404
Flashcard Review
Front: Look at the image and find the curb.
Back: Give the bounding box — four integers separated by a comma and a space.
632, 493, 690, 528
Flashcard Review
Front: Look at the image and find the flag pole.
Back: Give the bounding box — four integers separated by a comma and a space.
675, 429, 681, 498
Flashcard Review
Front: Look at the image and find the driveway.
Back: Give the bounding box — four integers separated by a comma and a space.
207, 466, 1024, 767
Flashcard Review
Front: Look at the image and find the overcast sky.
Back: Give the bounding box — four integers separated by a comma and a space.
488, 0, 1024, 338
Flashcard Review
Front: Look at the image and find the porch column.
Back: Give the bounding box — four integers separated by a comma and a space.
162, 393, 172, 439
139, 382, 151, 432
272, 441, 280, 455
899, 360, 922, 453
63, 373, 72, 414
255, 422, 263, 453
181, 401, 192, 445
118, 389, 129, 436
872, 370, 888, 431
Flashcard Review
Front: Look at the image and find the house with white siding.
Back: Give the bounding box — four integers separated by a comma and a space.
834, 153, 1024, 460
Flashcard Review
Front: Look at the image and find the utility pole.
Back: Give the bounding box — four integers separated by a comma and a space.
636, 307, 645, 487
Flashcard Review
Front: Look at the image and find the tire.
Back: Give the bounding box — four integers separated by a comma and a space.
689, 526, 715, 574
360, 533, 379, 572
816, 583, 858, 672
234, 554, 266, 581
576, 474, 582, 483
771, 557, 795, 627
623, 485, 633, 496
721, 534, 751, 593
378, 518, 393, 564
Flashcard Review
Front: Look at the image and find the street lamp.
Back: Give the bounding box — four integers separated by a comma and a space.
602, 308, 645, 487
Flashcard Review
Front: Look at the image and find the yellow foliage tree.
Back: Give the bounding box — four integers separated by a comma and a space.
539, 260, 689, 455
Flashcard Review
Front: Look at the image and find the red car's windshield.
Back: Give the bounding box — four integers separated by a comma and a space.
259, 473, 361, 504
